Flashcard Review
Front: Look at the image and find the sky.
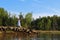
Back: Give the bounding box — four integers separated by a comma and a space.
0, 0, 60, 19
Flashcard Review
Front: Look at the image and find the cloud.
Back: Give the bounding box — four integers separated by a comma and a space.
8, 11, 19, 18
47, 7, 60, 15
33, 8, 60, 19
33, 0, 60, 15
51, 9, 60, 14
33, 12, 54, 19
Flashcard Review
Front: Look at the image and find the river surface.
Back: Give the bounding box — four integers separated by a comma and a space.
0, 32, 60, 40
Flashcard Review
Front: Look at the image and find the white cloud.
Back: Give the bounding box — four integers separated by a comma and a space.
33, 11, 60, 19
8, 11, 19, 18
47, 7, 60, 15
32, 7, 60, 19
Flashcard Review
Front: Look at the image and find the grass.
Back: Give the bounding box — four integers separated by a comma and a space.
32, 30, 60, 34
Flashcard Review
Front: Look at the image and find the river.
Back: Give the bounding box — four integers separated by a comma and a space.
0, 32, 60, 40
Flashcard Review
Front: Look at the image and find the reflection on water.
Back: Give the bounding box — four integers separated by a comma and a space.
0, 32, 60, 40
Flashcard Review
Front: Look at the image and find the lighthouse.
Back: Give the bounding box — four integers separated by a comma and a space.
17, 19, 21, 27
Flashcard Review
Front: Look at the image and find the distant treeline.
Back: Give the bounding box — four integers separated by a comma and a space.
31, 16, 60, 30
0, 8, 60, 30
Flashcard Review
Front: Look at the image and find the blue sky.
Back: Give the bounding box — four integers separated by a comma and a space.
0, 0, 60, 19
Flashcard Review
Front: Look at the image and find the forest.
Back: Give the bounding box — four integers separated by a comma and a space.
0, 8, 60, 30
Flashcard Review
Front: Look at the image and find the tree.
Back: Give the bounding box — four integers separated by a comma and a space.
0, 8, 9, 26
52, 15, 58, 30
19, 12, 24, 21
12, 15, 18, 26
46, 19, 51, 30
37, 19, 44, 30
25, 13, 32, 28
57, 16, 60, 30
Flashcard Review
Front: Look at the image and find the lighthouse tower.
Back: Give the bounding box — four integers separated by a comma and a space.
17, 18, 21, 27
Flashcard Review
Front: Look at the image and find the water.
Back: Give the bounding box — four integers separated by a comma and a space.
0, 32, 60, 40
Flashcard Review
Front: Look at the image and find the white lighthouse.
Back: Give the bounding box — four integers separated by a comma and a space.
17, 17, 21, 27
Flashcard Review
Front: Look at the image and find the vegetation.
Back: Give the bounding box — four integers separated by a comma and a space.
31, 16, 60, 30
0, 8, 60, 30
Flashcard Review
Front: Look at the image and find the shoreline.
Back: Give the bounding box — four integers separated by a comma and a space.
32, 30, 60, 34
0, 30, 60, 34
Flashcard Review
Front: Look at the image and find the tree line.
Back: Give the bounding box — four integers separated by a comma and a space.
31, 15, 60, 30
0, 8, 60, 30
